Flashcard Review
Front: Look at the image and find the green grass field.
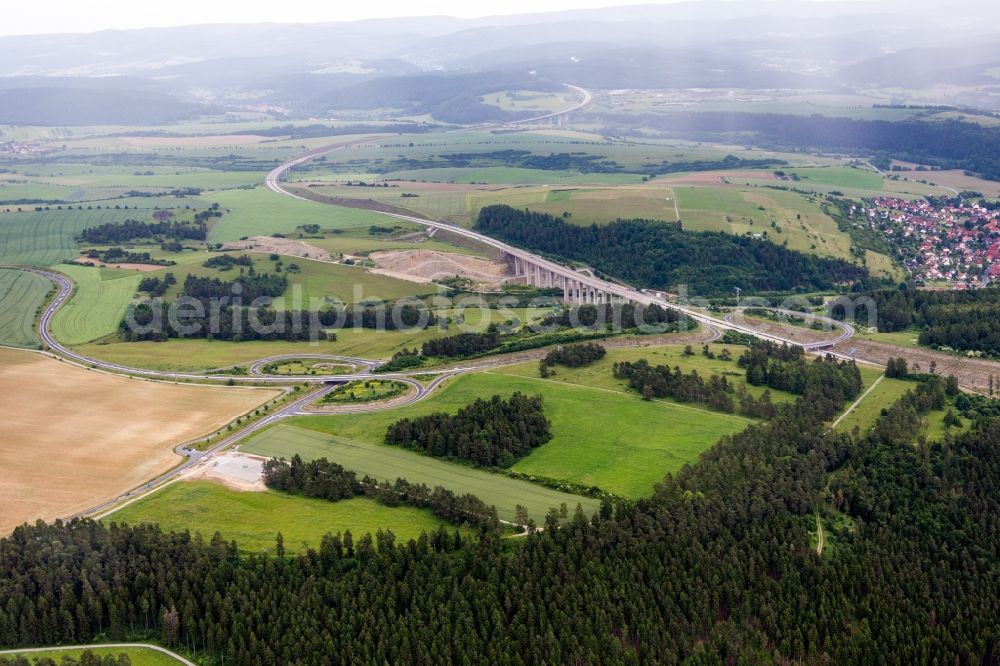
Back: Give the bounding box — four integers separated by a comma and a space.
833, 376, 911, 434
865, 249, 907, 282
383, 166, 644, 186
241, 421, 600, 522
481, 89, 578, 114
860, 328, 924, 349
322, 379, 407, 403
51, 264, 141, 345
0, 208, 138, 266
781, 166, 884, 191
0, 269, 50, 347
304, 185, 474, 222
110, 481, 462, 553
73, 306, 545, 371
272, 258, 436, 306
250, 352, 757, 500
207, 187, 389, 243
0, 166, 265, 205
142, 250, 436, 306
673, 185, 855, 260
0, 647, 183, 665
833, 375, 971, 440
307, 230, 484, 257
494, 343, 796, 401
469, 186, 676, 226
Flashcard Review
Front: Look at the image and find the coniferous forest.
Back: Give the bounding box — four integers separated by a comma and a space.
862, 286, 1000, 356
384, 392, 552, 467
3, 379, 1000, 663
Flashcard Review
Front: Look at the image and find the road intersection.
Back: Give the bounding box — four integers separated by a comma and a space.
13, 84, 866, 521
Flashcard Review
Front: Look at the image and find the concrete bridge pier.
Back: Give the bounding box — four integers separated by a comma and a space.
505, 251, 637, 306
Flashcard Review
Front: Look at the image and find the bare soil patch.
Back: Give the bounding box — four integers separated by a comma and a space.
0, 348, 279, 533
185, 451, 267, 492
834, 338, 1000, 394
369, 249, 512, 286
725, 313, 841, 345
221, 236, 333, 262
901, 169, 1000, 197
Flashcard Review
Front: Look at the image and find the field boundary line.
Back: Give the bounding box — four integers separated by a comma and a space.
815, 513, 825, 556
830, 374, 884, 431
482, 370, 754, 422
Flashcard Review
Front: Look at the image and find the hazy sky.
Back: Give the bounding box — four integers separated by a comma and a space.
2, 0, 688, 37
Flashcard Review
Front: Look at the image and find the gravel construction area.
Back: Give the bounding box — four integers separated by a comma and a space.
369, 249, 512, 286
221, 236, 333, 261
834, 338, 1000, 394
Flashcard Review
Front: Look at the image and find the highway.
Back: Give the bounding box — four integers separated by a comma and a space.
264, 123, 856, 358
500, 83, 593, 125
21, 84, 865, 520
723, 307, 856, 350
78, 372, 455, 520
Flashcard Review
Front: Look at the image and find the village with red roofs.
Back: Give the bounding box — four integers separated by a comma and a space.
855, 196, 1000, 288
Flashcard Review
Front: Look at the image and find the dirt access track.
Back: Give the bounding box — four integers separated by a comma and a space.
369, 249, 513, 286
0, 348, 280, 534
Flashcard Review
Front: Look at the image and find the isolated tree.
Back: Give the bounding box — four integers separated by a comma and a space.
514, 504, 530, 527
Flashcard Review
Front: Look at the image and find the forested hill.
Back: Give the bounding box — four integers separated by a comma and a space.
3, 378, 999, 662
597, 113, 1000, 181
475, 205, 868, 295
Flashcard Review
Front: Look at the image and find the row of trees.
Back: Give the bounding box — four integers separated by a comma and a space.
202, 254, 253, 269
83, 248, 174, 266
3, 371, 1000, 662
475, 205, 868, 295
119, 300, 438, 342
421, 332, 500, 357
385, 392, 552, 467
182, 272, 287, 302
78, 219, 207, 244
0, 652, 133, 666
120, 303, 336, 342
263, 455, 500, 530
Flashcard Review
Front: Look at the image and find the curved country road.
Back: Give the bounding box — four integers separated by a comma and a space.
0, 643, 194, 665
